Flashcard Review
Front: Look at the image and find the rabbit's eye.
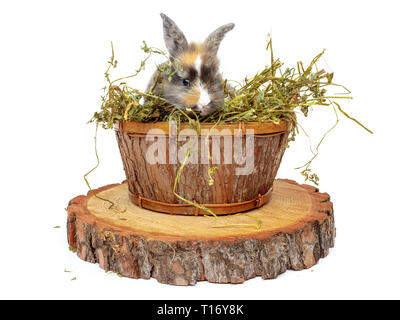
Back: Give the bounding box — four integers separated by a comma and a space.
182, 79, 190, 86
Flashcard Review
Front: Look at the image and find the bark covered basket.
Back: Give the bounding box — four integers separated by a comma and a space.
115, 120, 290, 216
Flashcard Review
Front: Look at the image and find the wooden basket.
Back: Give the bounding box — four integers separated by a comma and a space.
115, 120, 290, 215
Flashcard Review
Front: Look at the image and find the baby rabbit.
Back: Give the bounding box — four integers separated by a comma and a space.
147, 13, 234, 117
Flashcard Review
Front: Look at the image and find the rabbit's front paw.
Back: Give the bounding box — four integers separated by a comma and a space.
200, 104, 218, 117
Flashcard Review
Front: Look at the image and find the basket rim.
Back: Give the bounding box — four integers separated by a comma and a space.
115, 119, 290, 136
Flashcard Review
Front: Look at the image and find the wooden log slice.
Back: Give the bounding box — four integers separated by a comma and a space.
67, 179, 335, 286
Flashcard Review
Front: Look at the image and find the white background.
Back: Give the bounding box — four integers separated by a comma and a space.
1, 0, 399, 300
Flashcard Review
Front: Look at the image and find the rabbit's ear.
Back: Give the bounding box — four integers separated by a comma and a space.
204, 23, 235, 55
160, 13, 188, 57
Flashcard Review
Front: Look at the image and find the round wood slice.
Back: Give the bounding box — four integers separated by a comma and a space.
67, 179, 335, 285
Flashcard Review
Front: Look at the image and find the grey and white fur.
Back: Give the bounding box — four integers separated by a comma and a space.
146, 13, 235, 117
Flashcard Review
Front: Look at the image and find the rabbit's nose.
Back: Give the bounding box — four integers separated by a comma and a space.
197, 85, 211, 107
